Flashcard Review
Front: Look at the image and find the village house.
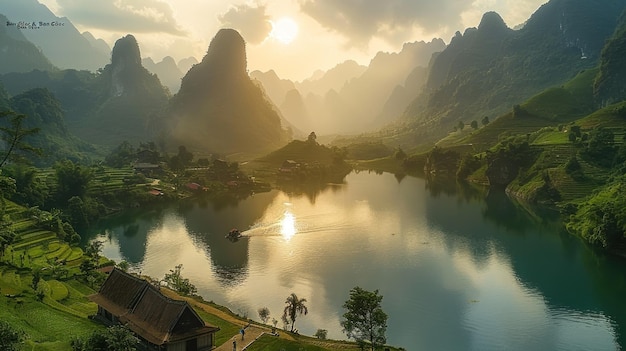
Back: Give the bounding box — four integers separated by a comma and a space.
279, 160, 300, 173
89, 268, 219, 351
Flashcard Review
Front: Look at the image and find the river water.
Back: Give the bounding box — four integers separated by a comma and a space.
88, 171, 626, 350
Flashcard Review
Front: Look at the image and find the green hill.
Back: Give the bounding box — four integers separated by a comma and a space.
5, 88, 98, 165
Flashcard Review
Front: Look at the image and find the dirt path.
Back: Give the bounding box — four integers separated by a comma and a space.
213, 325, 266, 351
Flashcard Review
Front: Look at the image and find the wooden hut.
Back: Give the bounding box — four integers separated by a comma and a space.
89, 268, 219, 350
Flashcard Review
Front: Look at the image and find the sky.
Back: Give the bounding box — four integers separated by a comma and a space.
38, 0, 547, 81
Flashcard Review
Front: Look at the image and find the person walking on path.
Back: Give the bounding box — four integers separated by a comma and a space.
232, 340, 236, 351
240, 327, 246, 340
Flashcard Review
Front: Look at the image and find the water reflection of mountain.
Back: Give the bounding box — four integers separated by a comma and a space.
87, 208, 167, 263
276, 178, 346, 204
423, 180, 626, 347
178, 191, 278, 285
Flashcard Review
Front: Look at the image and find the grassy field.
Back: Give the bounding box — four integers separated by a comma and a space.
246, 335, 327, 351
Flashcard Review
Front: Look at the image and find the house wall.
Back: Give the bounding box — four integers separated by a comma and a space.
198, 334, 212, 348
166, 341, 186, 351
164, 335, 213, 351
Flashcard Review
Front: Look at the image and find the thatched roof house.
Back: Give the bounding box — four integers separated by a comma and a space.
89, 268, 219, 351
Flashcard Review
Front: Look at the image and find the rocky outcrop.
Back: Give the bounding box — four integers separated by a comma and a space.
485, 156, 520, 189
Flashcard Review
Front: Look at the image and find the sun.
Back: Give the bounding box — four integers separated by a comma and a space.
270, 17, 299, 44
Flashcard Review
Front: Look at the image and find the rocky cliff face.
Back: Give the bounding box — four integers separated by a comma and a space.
106, 35, 166, 99
594, 10, 626, 107
168, 28, 289, 155
485, 156, 520, 189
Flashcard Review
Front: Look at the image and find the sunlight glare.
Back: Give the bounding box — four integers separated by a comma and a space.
280, 211, 297, 241
270, 17, 298, 44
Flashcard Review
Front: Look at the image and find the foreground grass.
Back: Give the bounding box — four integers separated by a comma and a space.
246, 335, 326, 351
192, 307, 240, 346
0, 287, 101, 350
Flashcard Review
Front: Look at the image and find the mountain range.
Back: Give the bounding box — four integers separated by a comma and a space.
0, 0, 109, 71
0, 0, 625, 162
399, 0, 626, 143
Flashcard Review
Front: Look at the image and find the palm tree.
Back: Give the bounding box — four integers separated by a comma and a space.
283, 293, 308, 332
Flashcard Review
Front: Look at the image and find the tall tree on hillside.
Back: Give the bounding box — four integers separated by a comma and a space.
481, 116, 490, 126
0, 223, 16, 259
283, 293, 308, 332
0, 111, 41, 168
341, 286, 388, 351
54, 160, 93, 202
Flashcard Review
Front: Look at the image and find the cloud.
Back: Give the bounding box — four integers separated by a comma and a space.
55, 0, 184, 35
299, 0, 473, 47
218, 3, 272, 45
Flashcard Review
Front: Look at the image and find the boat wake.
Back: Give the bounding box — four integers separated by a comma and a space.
239, 212, 352, 238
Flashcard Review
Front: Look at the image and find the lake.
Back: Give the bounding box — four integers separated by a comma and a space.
88, 171, 626, 350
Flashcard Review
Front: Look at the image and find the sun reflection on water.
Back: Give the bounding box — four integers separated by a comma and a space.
280, 211, 297, 241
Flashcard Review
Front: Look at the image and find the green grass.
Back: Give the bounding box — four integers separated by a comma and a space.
47, 280, 69, 301
0, 295, 101, 347
577, 101, 626, 129
245, 335, 327, 351
193, 308, 240, 346
523, 68, 596, 120
531, 130, 570, 145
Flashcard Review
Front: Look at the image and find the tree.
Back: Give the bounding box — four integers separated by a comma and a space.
72, 325, 137, 351
585, 127, 616, 167
307, 131, 317, 144
470, 120, 479, 130
0, 110, 41, 168
32, 268, 41, 290
3, 164, 49, 207
67, 196, 89, 228
54, 160, 93, 202
258, 307, 271, 324
163, 264, 197, 295
394, 147, 406, 160
282, 293, 308, 332
481, 116, 490, 126
341, 287, 388, 351
314, 329, 328, 340
117, 260, 130, 272
457, 120, 465, 131
105, 141, 136, 168
0, 321, 25, 351
169, 145, 194, 171
0, 223, 16, 259
0, 174, 16, 216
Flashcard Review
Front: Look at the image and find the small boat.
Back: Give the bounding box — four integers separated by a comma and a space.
226, 229, 242, 241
